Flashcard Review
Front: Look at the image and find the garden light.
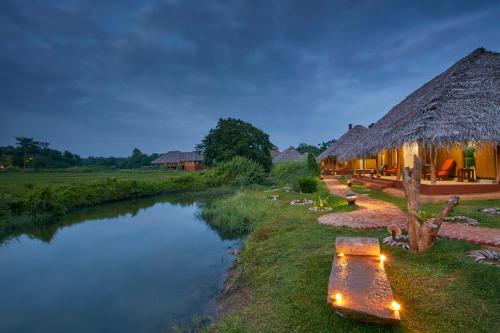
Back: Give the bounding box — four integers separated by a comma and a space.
345, 191, 357, 206
334, 293, 342, 302
380, 254, 386, 262
390, 300, 401, 311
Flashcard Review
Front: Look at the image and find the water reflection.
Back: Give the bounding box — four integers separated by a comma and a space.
2, 192, 238, 245
0, 193, 240, 333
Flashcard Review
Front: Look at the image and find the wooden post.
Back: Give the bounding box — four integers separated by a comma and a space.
396, 149, 401, 181
402, 155, 460, 252
430, 146, 437, 185
496, 145, 500, 183
375, 155, 380, 179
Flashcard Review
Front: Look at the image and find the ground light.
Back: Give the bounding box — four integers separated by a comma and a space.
380, 254, 386, 262
334, 293, 342, 302
390, 300, 401, 311
345, 191, 357, 206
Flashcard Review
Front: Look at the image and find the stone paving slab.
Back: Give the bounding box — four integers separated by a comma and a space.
327, 244, 400, 325
319, 177, 500, 248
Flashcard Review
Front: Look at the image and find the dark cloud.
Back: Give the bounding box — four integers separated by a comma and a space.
1, 0, 499, 156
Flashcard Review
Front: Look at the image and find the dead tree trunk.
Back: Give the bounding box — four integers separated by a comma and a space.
402, 155, 460, 252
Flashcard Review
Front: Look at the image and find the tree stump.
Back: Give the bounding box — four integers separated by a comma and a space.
402, 155, 460, 252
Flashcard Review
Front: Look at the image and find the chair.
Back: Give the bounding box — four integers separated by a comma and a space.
383, 164, 397, 176
437, 159, 456, 179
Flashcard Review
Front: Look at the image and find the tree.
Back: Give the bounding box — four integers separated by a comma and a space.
197, 118, 273, 171
15, 137, 41, 168
307, 153, 320, 176
296, 143, 321, 157
402, 155, 459, 252
319, 139, 336, 152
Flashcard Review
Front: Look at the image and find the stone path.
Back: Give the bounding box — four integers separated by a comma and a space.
318, 178, 500, 247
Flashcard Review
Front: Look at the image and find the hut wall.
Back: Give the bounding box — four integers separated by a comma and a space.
364, 159, 377, 169
321, 157, 336, 171
475, 143, 496, 179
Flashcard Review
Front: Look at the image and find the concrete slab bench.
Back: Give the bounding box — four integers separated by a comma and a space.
327, 237, 400, 325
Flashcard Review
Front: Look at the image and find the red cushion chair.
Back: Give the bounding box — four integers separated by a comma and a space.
437, 159, 456, 179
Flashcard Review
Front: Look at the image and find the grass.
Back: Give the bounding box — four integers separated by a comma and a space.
350, 184, 500, 229
0, 169, 187, 194
206, 182, 500, 332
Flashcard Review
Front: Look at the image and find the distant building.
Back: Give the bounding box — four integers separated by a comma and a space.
151, 151, 203, 171
272, 146, 308, 164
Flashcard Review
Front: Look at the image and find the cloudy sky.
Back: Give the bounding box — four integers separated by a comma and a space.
1, 0, 499, 156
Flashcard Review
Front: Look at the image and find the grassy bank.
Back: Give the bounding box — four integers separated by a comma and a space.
205, 183, 499, 332
350, 184, 500, 229
0, 169, 186, 194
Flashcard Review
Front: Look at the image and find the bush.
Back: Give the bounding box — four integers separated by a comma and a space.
209, 156, 266, 186
201, 191, 274, 234
298, 176, 318, 193
271, 160, 309, 186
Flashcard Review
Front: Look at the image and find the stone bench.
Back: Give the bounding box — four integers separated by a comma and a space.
327, 237, 400, 325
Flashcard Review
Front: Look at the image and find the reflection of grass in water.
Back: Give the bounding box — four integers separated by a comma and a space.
0, 187, 236, 244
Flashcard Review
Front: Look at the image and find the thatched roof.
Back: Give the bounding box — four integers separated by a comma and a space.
151, 151, 203, 164
370, 47, 500, 151
317, 125, 369, 162
272, 147, 307, 163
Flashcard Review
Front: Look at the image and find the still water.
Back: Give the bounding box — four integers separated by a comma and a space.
0, 195, 239, 332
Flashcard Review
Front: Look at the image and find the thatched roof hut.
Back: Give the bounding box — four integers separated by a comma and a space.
151, 151, 203, 164
370, 47, 500, 151
317, 125, 369, 162
272, 147, 307, 163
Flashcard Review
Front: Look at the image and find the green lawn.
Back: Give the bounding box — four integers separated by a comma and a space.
210, 183, 499, 332
0, 169, 187, 194
350, 184, 500, 229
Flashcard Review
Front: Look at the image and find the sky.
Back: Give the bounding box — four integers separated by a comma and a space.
1, 0, 499, 157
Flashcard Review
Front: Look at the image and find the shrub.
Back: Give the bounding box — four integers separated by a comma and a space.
210, 156, 266, 186
271, 160, 309, 186
201, 192, 274, 234
307, 153, 320, 176
298, 176, 318, 193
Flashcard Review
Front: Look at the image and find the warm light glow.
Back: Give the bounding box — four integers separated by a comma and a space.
335, 293, 342, 301
390, 300, 401, 311
338, 253, 344, 257
380, 254, 386, 262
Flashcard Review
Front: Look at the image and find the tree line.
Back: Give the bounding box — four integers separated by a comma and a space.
0, 137, 159, 170
1, 120, 335, 170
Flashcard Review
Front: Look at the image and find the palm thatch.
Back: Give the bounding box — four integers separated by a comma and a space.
272, 147, 307, 163
369, 48, 500, 151
317, 125, 369, 162
151, 151, 203, 164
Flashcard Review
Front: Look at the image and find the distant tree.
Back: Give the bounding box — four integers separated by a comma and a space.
197, 118, 273, 171
319, 139, 336, 152
15, 137, 42, 168
0, 154, 13, 168
307, 153, 320, 176
297, 143, 321, 157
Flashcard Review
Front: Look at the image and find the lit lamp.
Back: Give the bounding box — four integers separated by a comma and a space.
347, 179, 352, 187
390, 300, 401, 311
345, 191, 357, 206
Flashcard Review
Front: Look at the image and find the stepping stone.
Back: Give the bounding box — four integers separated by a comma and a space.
327, 237, 400, 325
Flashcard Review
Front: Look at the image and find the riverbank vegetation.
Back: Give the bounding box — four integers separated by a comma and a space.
0, 156, 269, 237
205, 184, 499, 332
